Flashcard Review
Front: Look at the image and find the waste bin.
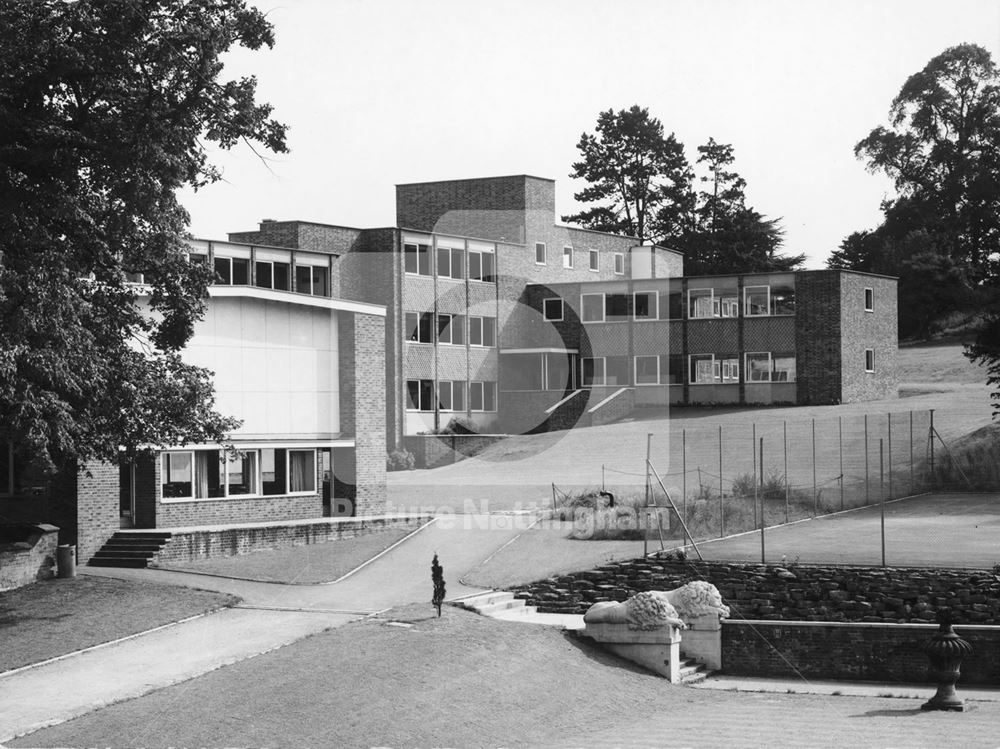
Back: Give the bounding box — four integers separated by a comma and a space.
57, 544, 76, 578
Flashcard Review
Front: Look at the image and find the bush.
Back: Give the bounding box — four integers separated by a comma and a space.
386, 448, 415, 471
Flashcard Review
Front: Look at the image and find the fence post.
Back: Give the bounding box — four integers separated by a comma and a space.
887, 413, 893, 501
812, 418, 817, 517
839, 415, 844, 511
760, 437, 766, 564
864, 414, 870, 506
929, 409, 936, 479
910, 410, 914, 494
644, 434, 652, 558
783, 420, 789, 524
752, 422, 758, 528
682, 428, 687, 535
718, 424, 724, 538
602, 464, 605, 492
880, 439, 886, 567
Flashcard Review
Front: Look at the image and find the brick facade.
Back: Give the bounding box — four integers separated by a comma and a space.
76, 460, 120, 563
347, 312, 388, 514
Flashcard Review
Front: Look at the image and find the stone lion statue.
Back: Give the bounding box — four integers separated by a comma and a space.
583, 581, 730, 631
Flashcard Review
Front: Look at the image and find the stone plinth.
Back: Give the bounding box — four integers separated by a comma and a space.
681, 613, 724, 671
581, 622, 683, 683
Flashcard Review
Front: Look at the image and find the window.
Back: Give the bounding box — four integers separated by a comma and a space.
588, 249, 599, 272
407, 379, 435, 411
438, 313, 465, 345
581, 357, 605, 386
865, 349, 875, 372
614, 252, 625, 275
771, 284, 796, 315
720, 295, 739, 317
404, 243, 431, 276
405, 312, 433, 343
581, 293, 605, 322
261, 449, 287, 495
689, 354, 718, 384
470, 381, 497, 411
438, 247, 465, 280
688, 289, 715, 319
255, 260, 290, 291
438, 381, 453, 411
605, 293, 629, 322
744, 286, 770, 316
864, 287, 874, 312
295, 264, 328, 296
721, 358, 739, 383
666, 355, 685, 384
214, 256, 250, 285
746, 352, 773, 382
634, 291, 658, 320
468, 316, 496, 347
635, 355, 660, 385
468, 250, 495, 283
257, 448, 315, 495
563, 246, 573, 269
543, 298, 563, 321
162, 452, 193, 498
436, 380, 469, 411
773, 355, 796, 382
288, 450, 316, 493
607, 357, 629, 385
535, 242, 546, 265
660, 290, 684, 320
453, 381, 467, 411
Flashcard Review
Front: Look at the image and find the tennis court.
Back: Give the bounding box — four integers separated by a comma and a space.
685, 492, 1000, 568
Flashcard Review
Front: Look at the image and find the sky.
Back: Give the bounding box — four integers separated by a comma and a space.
179, 0, 1000, 269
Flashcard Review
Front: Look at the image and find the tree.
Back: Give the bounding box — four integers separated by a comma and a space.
562, 105, 691, 244
670, 138, 803, 275
0, 0, 288, 475
854, 43, 1000, 282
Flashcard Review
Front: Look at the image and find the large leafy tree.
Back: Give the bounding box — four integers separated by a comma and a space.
0, 0, 288, 474
562, 105, 692, 244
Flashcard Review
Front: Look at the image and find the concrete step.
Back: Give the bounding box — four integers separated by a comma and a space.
491, 605, 539, 620
87, 556, 149, 568
456, 591, 514, 609
472, 598, 528, 616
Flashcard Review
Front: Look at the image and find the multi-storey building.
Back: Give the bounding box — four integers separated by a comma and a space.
230, 174, 897, 446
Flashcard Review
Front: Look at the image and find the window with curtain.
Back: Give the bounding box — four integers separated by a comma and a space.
289, 450, 316, 493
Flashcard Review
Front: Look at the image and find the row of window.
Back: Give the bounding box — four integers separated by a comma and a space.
209, 256, 329, 296
535, 243, 625, 274
405, 312, 497, 347
162, 448, 316, 501
404, 243, 496, 283
406, 380, 498, 412
578, 353, 798, 387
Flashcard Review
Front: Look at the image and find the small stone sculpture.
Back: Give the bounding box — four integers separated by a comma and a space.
584, 581, 730, 631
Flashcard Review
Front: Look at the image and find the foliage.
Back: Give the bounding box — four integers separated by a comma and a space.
0, 0, 288, 473
562, 105, 692, 244
387, 448, 416, 471
563, 108, 802, 273
835, 43, 1000, 341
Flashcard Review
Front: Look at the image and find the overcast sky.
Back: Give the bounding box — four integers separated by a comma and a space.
179, 0, 1000, 268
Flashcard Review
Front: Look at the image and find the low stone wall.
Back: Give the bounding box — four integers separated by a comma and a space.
403, 434, 507, 469
511, 558, 1000, 624
0, 524, 59, 591
723, 620, 1000, 685
150, 514, 432, 565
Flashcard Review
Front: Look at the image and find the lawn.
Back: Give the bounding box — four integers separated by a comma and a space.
0, 576, 238, 673
11, 603, 1000, 749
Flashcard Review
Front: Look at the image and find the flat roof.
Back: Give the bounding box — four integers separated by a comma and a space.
396, 174, 555, 186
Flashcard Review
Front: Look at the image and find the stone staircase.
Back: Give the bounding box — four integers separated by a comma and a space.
88, 531, 172, 568
455, 590, 710, 684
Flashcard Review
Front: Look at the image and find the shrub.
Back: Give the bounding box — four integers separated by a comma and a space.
387, 448, 415, 471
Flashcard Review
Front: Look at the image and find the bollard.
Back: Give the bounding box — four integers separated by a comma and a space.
57, 544, 76, 578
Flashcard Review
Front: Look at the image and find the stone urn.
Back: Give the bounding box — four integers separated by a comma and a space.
921, 608, 973, 712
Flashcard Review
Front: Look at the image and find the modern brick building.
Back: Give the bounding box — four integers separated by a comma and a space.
229, 174, 898, 445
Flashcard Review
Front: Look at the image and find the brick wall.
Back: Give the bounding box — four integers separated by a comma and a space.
795, 270, 842, 405
350, 312, 388, 514
402, 434, 507, 469
155, 493, 323, 527
76, 460, 120, 563
396, 175, 530, 243
840, 272, 898, 402
723, 620, 1000, 684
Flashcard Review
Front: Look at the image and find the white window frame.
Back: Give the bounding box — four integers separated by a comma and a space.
404, 242, 432, 276
689, 354, 718, 385
294, 262, 328, 296
563, 246, 573, 269
633, 290, 658, 321
161, 451, 195, 500
720, 295, 739, 318
468, 250, 495, 283
286, 449, 317, 495
865, 348, 875, 372
406, 379, 434, 411
864, 287, 874, 312
588, 249, 599, 272
613, 252, 625, 275
688, 288, 716, 319
405, 311, 433, 344
744, 285, 771, 317
581, 357, 606, 387
535, 242, 546, 265
580, 292, 605, 322
438, 380, 453, 411
543, 298, 564, 322
745, 351, 773, 382
254, 259, 290, 291
721, 359, 740, 382
469, 381, 497, 412
634, 355, 660, 386
468, 316, 496, 348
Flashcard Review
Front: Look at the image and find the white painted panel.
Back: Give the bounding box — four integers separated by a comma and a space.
239, 300, 266, 346
435, 235, 464, 249
241, 347, 268, 391
255, 248, 293, 263
294, 252, 327, 267
212, 241, 251, 259
405, 411, 435, 435
265, 303, 291, 348
403, 233, 431, 246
